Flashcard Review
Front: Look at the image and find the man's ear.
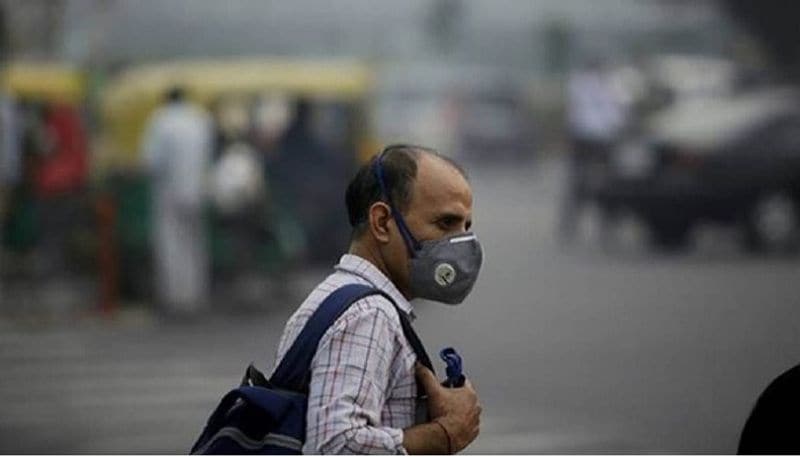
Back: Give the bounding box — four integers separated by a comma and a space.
368, 201, 393, 244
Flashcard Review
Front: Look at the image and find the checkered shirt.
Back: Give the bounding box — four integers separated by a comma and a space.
274, 254, 420, 454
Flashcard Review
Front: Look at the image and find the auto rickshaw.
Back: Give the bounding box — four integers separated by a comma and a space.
98, 58, 378, 170
97, 58, 379, 304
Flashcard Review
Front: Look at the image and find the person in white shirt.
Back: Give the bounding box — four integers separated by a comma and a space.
560, 58, 627, 243
142, 87, 213, 314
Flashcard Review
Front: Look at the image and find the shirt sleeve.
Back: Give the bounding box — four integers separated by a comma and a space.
303, 296, 407, 455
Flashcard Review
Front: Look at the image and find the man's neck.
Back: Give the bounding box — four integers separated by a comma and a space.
349, 240, 413, 297
348, 241, 390, 279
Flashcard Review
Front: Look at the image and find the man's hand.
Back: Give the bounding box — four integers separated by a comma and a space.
416, 363, 481, 453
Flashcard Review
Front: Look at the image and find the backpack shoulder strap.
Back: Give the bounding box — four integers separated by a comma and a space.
269, 283, 433, 393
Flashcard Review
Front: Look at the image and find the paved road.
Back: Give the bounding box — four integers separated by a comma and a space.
1, 158, 799, 453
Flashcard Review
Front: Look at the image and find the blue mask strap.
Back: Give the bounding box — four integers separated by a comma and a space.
373, 150, 421, 255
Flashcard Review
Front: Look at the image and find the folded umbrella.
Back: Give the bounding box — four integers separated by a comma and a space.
439, 347, 465, 388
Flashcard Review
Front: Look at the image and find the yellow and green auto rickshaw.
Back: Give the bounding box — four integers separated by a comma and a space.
97, 58, 380, 296
98, 57, 378, 170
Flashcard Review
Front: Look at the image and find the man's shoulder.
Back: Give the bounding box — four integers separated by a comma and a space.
278, 279, 396, 354
316, 289, 408, 359
308, 277, 403, 334
339, 290, 402, 328
291, 274, 399, 320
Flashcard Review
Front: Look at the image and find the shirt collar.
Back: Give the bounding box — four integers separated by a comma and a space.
334, 254, 416, 320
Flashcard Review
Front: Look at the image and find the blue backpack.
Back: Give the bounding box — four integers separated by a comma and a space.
190, 284, 433, 454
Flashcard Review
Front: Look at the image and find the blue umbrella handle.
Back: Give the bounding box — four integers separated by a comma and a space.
439, 347, 465, 388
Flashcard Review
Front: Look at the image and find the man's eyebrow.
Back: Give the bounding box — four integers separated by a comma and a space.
436, 213, 473, 228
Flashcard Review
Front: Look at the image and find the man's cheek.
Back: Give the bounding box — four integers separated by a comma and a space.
417, 225, 446, 241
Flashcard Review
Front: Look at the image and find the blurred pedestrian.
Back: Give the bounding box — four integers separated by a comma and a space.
274, 145, 483, 453
1, 102, 46, 259
33, 103, 89, 275
270, 98, 348, 265
0, 88, 19, 196
0, 87, 19, 233
0, 85, 19, 295
210, 140, 266, 275
142, 87, 213, 315
559, 57, 626, 244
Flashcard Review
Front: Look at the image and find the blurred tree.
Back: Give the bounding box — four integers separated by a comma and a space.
723, 0, 800, 80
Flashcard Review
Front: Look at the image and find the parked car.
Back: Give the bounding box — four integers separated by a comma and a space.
592, 88, 800, 252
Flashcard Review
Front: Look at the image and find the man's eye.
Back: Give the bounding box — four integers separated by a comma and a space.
437, 218, 460, 230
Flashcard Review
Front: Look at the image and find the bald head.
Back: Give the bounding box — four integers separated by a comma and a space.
345, 144, 468, 239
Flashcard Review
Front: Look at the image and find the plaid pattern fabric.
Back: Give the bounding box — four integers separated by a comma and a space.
274, 254, 419, 454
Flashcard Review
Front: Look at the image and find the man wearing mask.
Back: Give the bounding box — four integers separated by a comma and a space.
274, 145, 483, 454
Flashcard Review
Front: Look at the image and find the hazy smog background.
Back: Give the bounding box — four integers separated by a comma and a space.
1, 0, 799, 453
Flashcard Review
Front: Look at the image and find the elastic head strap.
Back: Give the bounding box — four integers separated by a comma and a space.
373, 148, 421, 254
